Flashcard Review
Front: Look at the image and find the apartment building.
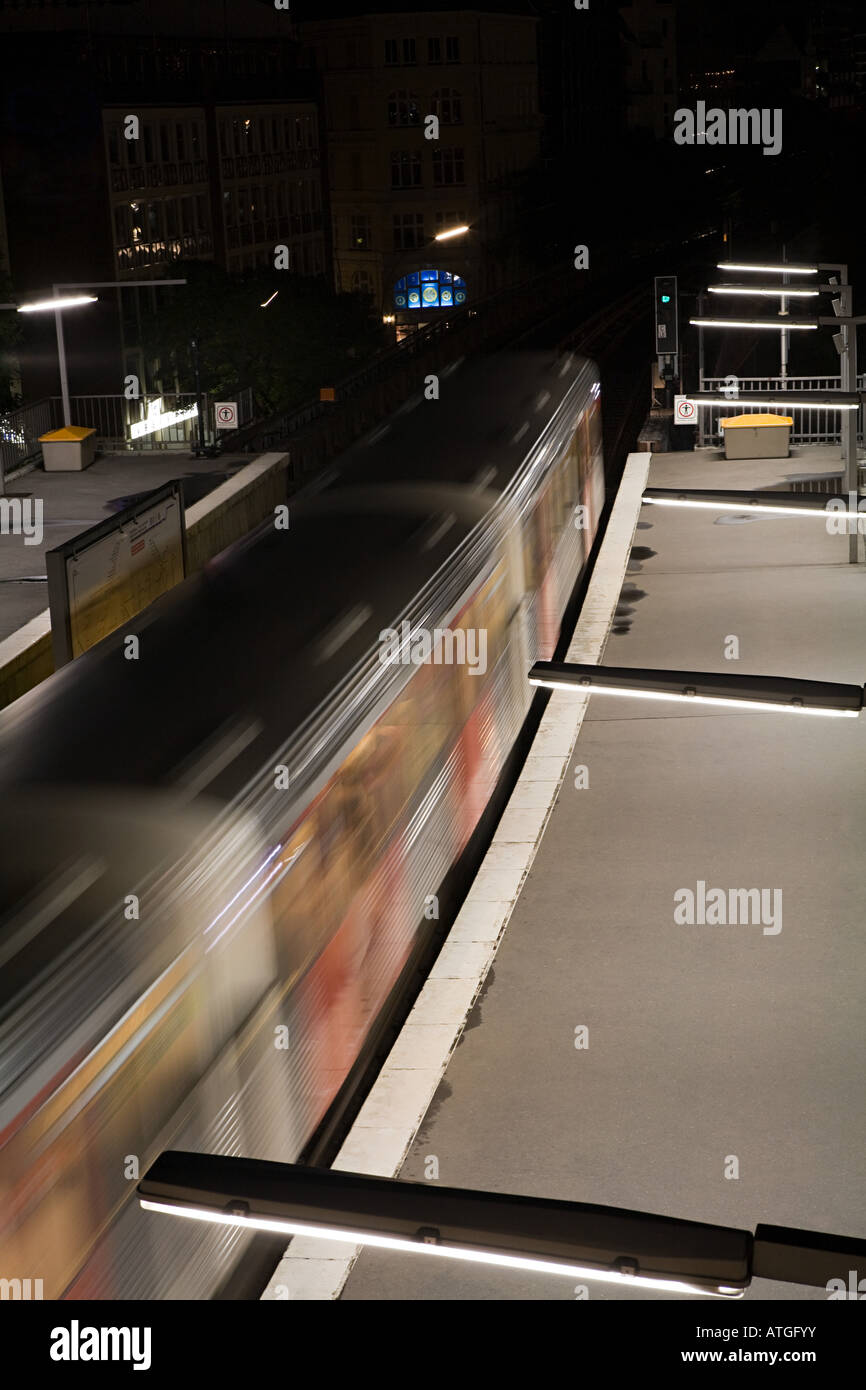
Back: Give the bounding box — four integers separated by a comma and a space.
300, 8, 542, 329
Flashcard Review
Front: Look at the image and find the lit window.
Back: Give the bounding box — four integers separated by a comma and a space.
351, 214, 371, 248
394, 269, 466, 310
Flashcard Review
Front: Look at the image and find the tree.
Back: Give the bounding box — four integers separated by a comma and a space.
138, 261, 382, 417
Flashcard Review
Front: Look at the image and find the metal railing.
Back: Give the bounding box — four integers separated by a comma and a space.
697, 374, 866, 448
0, 397, 54, 481
1, 385, 256, 479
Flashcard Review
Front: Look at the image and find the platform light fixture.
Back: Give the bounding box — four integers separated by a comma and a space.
690, 317, 818, 330
17, 294, 98, 313
529, 661, 864, 719
641, 488, 858, 519
707, 285, 819, 298
675, 392, 860, 410
716, 262, 819, 275
138, 1152, 751, 1298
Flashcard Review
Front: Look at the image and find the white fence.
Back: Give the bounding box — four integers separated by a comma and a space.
697, 375, 866, 448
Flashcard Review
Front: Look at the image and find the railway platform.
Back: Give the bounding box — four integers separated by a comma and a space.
263, 438, 866, 1302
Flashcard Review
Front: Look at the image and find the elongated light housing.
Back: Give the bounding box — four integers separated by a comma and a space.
529, 662, 863, 719
18, 294, 98, 313
138, 1151, 751, 1297
642, 488, 854, 519
434, 224, 470, 241
707, 285, 819, 297
676, 394, 859, 410
716, 262, 818, 275
690, 317, 818, 330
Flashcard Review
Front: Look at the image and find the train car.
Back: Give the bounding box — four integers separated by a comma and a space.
0, 350, 604, 1299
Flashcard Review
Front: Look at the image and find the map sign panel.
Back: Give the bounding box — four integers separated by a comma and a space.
46, 482, 186, 666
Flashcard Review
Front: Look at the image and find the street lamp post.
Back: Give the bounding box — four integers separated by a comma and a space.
697, 259, 861, 562
3, 278, 187, 430
49, 279, 187, 427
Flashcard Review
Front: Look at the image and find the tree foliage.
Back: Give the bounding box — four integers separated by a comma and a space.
138, 261, 382, 416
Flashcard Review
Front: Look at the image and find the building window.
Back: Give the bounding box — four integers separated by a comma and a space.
432, 87, 462, 124
432, 147, 464, 185
351, 268, 373, 295
445, 36, 460, 63
394, 268, 466, 311
428, 37, 442, 64
387, 90, 421, 126
393, 213, 425, 250
402, 38, 417, 65
351, 214, 371, 249
391, 149, 422, 188
385, 39, 398, 65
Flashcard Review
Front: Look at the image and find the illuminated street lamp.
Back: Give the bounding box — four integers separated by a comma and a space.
17, 293, 98, 312
707, 285, 820, 298
716, 261, 819, 275
1, 278, 186, 429
434, 224, 470, 242
690, 317, 818, 330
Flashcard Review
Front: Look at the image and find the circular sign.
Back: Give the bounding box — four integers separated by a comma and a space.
674, 396, 696, 424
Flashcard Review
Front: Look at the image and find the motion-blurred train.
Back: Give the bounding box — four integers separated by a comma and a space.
0, 350, 604, 1298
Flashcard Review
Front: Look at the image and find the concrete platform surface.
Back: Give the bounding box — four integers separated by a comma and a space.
336, 444, 866, 1301
0, 452, 250, 642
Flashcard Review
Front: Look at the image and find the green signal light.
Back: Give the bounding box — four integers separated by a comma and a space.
661, 295, 671, 303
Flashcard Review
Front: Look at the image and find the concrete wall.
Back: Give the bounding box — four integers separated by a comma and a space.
0, 451, 290, 711
183, 451, 289, 574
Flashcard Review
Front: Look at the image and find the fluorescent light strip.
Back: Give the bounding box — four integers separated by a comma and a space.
716, 263, 818, 275
642, 496, 841, 517
139, 1200, 742, 1297
707, 286, 818, 297
527, 678, 858, 718
435, 224, 470, 241
690, 318, 818, 330
681, 397, 858, 410
18, 294, 98, 312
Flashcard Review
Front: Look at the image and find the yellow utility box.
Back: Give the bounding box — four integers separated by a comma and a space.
719, 413, 793, 461
39, 425, 98, 471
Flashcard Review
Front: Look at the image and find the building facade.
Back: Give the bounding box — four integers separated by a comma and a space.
618, 0, 677, 141
103, 98, 326, 388
300, 8, 542, 330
